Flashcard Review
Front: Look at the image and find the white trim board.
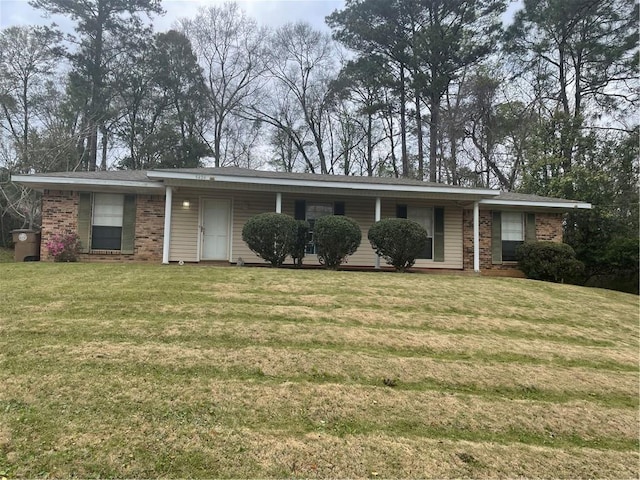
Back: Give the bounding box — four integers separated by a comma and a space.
479, 199, 592, 209
147, 171, 499, 197
11, 175, 164, 191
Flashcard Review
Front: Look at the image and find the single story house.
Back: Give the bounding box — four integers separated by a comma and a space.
12, 167, 591, 273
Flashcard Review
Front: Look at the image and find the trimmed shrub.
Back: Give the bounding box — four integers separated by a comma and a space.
46, 232, 81, 262
313, 215, 361, 269
517, 241, 584, 283
368, 218, 429, 272
241, 212, 297, 267
290, 220, 310, 267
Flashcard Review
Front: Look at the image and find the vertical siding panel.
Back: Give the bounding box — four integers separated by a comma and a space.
167, 188, 463, 269
232, 191, 279, 263
169, 193, 199, 262
379, 200, 463, 269
443, 207, 463, 269
280, 194, 377, 267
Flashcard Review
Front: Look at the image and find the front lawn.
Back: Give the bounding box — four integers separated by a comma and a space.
0, 264, 637, 478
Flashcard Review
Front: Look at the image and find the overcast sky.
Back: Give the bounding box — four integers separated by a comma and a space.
0, 0, 345, 32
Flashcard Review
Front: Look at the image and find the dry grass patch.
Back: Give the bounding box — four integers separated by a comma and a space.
60, 342, 638, 402
141, 317, 637, 369
244, 432, 639, 479
0, 263, 637, 478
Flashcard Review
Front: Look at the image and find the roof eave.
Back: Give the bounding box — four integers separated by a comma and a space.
11, 174, 165, 192
146, 171, 500, 197
479, 198, 592, 209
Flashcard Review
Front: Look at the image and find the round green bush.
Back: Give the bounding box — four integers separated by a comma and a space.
241, 212, 297, 267
368, 218, 429, 272
516, 241, 584, 283
313, 215, 361, 269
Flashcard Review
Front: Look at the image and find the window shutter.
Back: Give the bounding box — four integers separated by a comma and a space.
333, 201, 345, 216
396, 204, 407, 218
121, 194, 136, 254
434, 207, 445, 262
491, 211, 502, 264
294, 200, 306, 220
77, 193, 92, 253
525, 213, 536, 242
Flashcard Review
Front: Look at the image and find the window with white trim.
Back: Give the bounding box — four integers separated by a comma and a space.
305, 202, 333, 254
92, 193, 124, 250
397, 205, 434, 259
501, 211, 524, 262
408, 206, 433, 259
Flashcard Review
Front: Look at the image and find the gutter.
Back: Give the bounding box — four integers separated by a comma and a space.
479, 199, 592, 209
11, 174, 165, 191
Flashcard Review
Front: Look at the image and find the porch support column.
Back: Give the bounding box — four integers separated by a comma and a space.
473, 201, 480, 273
162, 186, 173, 265
374, 197, 381, 269
275, 192, 282, 213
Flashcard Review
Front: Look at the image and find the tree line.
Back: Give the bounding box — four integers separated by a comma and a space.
0, 0, 637, 290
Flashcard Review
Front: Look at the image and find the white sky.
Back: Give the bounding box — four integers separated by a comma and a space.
0, 0, 345, 32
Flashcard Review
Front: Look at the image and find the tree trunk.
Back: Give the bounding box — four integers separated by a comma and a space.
87, 127, 98, 172
100, 126, 108, 171
415, 89, 424, 180
88, 2, 105, 171
366, 113, 373, 176
429, 91, 439, 183
399, 64, 408, 177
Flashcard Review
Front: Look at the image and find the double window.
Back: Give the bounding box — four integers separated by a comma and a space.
396, 204, 445, 261
492, 211, 536, 263
294, 200, 345, 254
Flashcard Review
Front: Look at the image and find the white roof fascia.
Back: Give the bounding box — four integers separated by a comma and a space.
479, 198, 592, 209
147, 171, 499, 197
11, 174, 165, 191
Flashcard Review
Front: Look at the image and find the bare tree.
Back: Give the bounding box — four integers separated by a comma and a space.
180, 2, 268, 167
257, 80, 317, 173
255, 22, 338, 174
0, 25, 63, 171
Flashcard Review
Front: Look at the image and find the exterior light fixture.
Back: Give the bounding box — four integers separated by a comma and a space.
182, 200, 190, 208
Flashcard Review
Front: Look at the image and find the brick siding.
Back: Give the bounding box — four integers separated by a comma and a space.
40, 190, 79, 260
463, 209, 564, 272
40, 190, 164, 262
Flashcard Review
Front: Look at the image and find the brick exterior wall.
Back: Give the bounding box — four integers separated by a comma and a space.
463, 209, 564, 273
133, 194, 165, 262
40, 190, 79, 260
463, 209, 493, 272
40, 190, 165, 262
536, 213, 564, 242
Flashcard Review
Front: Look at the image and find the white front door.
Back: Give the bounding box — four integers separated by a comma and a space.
201, 199, 230, 260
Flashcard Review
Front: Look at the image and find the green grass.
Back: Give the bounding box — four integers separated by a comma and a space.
0, 264, 638, 478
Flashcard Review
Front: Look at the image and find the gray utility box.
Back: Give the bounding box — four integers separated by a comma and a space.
11, 229, 41, 262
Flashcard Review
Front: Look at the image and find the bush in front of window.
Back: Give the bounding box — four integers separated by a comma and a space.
313, 215, 361, 269
45, 232, 81, 262
242, 212, 297, 267
368, 218, 429, 272
516, 241, 584, 283
290, 220, 310, 267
